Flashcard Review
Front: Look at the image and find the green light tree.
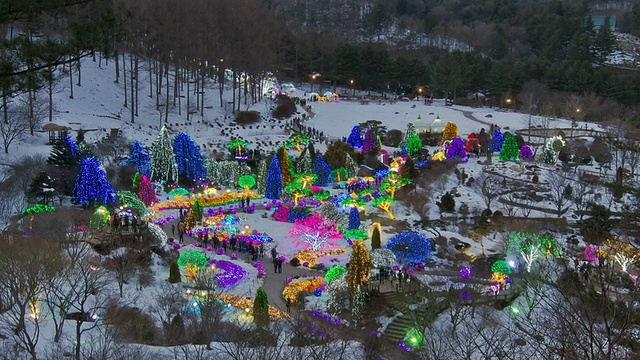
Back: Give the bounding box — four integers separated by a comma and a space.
499, 133, 520, 161
253, 288, 270, 329
379, 173, 411, 199
406, 134, 423, 156
284, 173, 317, 206
507, 232, 561, 272
238, 175, 256, 192
330, 167, 348, 182
226, 138, 251, 156
371, 194, 396, 219
284, 133, 309, 152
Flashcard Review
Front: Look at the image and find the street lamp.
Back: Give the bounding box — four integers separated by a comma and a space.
311, 74, 317, 93
350, 79, 355, 97
505, 98, 512, 110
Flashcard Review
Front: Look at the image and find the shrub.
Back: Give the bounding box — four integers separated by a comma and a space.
272, 95, 296, 118
236, 111, 260, 124
382, 129, 403, 147
168, 260, 181, 283
104, 303, 160, 344
532, 174, 539, 183
290, 257, 301, 267
437, 192, 455, 213
385, 231, 433, 264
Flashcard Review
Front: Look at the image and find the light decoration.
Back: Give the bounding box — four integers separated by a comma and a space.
459, 266, 472, 278
602, 236, 640, 272
347, 240, 372, 290
330, 168, 348, 183
440, 121, 459, 145
21, 204, 55, 214
312, 154, 332, 187
284, 173, 316, 206
226, 138, 251, 156
520, 144, 534, 160
324, 265, 348, 283
72, 157, 117, 206
138, 174, 158, 206
379, 173, 410, 199
431, 151, 446, 161
358, 189, 376, 202
237, 175, 256, 192
370, 248, 396, 268
147, 223, 168, 246
177, 250, 208, 279
208, 259, 248, 288
404, 327, 424, 350
284, 133, 309, 152
117, 191, 147, 215
277, 147, 294, 187
542, 135, 565, 164
344, 229, 367, 242
346, 125, 363, 148
150, 126, 178, 183
120, 141, 151, 178
214, 293, 288, 320
385, 232, 433, 264
168, 187, 189, 200
362, 128, 378, 153
289, 212, 343, 251
405, 134, 423, 156
344, 153, 359, 178
89, 206, 110, 229
491, 260, 512, 284
584, 245, 600, 262
490, 130, 505, 153
499, 133, 520, 161
294, 248, 347, 268
446, 137, 468, 161
371, 194, 396, 219
507, 232, 561, 272
282, 276, 325, 302
265, 155, 282, 199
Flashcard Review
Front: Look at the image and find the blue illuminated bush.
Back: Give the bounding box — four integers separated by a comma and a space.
385, 231, 433, 264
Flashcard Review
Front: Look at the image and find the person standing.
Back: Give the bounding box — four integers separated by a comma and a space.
172, 224, 176, 236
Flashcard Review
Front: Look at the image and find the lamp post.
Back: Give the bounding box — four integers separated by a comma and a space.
505, 98, 512, 111
350, 79, 355, 97
311, 74, 317, 93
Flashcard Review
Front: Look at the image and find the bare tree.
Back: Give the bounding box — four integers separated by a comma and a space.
547, 171, 571, 217
0, 105, 30, 153
473, 172, 501, 211
103, 248, 144, 297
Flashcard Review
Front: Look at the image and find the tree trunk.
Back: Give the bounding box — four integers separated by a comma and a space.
157, 60, 163, 110
130, 54, 134, 123
114, 49, 119, 83
134, 54, 139, 116
48, 66, 53, 123
75, 320, 82, 360
148, 58, 153, 97
28, 88, 34, 135
123, 52, 127, 108
165, 63, 169, 122
76, 58, 81, 86
186, 69, 190, 120
69, 59, 74, 99
201, 64, 205, 117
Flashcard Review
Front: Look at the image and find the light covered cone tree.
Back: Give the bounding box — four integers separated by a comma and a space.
347, 240, 372, 290
150, 126, 178, 183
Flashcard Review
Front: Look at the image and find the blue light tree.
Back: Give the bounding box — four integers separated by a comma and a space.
490, 130, 504, 153
150, 126, 178, 183
173, 133, 205, 180
120, 141, 151, 178
72, 157, 117, 207
385, 231, 433, 264
346, 125, 363, 148
348, 207, 361, 230
265, 155, 282, 199
312, 154, 332, 186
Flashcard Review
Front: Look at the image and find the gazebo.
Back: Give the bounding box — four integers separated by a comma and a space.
429, 115, 444, 133
42, 121, 72, 144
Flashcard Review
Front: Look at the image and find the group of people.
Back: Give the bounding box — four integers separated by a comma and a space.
271, 247, 284, 273
110, 213, 141, 234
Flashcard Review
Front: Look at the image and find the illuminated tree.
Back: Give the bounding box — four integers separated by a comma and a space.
121, 141, 151, 178
371, 194, 396, 219
379, 173, 410, 199
192, 200, 203, 222
340, 196, 365, 209
238, 175, 256, 192
346, 125, 363, 148
441, 122, 459, 145
431, 151, 446, 161
265, 155, 282, 199
347, 241, 372, 290
177, 250, 208, 279
325, 265, 347, 283
72, 157, 117, 207
345, 153, 359, 178
312, 154, 332, 186
138, 174, 157, 206
47, 135, 81, 168
491, 260, 512, 284
284, 133, 309, 152
520, 144, 534, 160
499, 133, 520, 161
490, 130, 504, 152
331, 167, 348, 182
289, 213, 343, 251
348, 207, 360, 230
385, 232, 432, 263
446, 137, 467, 160
405, 134, 423, 156
542, 135, 565, 164
344, 229, 367, 242
602, 236, 640, 272
226, 138, 251, 156
295, 147, 313, 174
184, 208, 197, 231
173, 133, 205, 180
399, 123, 416, 150
277, 147, 294, 187
507, 232, 561, 272
150, 126, 178, 183
362, 128, 378, 154
116, 191, 147, 216
253, 288, 269, 329
255, 160, 268, 195
284, 173, 316, 206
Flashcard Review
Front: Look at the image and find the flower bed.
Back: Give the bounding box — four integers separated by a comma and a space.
208, 259, 248, 288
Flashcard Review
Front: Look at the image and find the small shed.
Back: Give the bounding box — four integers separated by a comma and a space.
42, 121, 72, 144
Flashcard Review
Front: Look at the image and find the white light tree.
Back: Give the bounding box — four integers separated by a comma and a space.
603, 236, 640, 272
150, 126, 178, 183
289, 212, 343, 251
507, 232, 562, 272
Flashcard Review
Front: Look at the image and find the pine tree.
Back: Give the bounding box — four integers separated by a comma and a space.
265, 155, 282, 199
277, 147, 294, 187
173, 133, 205, 180
121, 141, 151, 178
371, 225, 382, 250
72, 157, 117, 207
184, 209, 197, 230
27, 171, 56, 205
346, 125, 363, 148
399, 122, 416, 149
346, 241, 372, 290
192, 199, 203, 221
490, 130, 504, 152
400, 156, 417, 179
499, 133, 520, 161
255, 159, 268, 195
150, 126, 178, 183
312, 154, 332, 186
446, 137, 467, 160
169, 261, 181, 283
47, 135, 81, 168
253, 288, 270, 329
348, 207, 361, 230
441, 122, 459, 145
295, 147, 313, 174
138, 174, 158, 206
406, 134, 423, 156
345, 153, 359, 178
362, 128, 378, 154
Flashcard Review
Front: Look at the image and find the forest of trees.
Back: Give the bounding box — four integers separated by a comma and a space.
2, 0, 640, 126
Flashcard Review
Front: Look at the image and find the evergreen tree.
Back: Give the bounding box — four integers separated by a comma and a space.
173, 133, 205, 180
345, 153, 359, 178
499, 133, 520, 161
150, 126, 178, 183
277, 147, 294, 187
192, 200, 203, 221
346, 125, 363, 148
72, 157, 117, 207
362, 128, 378, 154
371, 225, 381, 250
169, 261, 181, 283
400, 156, 417, 179
312, 154, 332, 186
490, 130, 505, 152
27, 171, 56, 205
406, 134, 423, 156
47, 135, 81, 168
346, 241, 372, 290
520, 144, 535, 160
265, 155, 282, 199
446, 137, 467, 160
348, 207, 361, 230
138, 174, 157, 206
593, 17, 617, 65
441, 122, 459, 145
255, 159, 268, 195
399, 122, 416, 149
121, 141, 151, 178
253, 288, 270, 329
296, 147, 313, 174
